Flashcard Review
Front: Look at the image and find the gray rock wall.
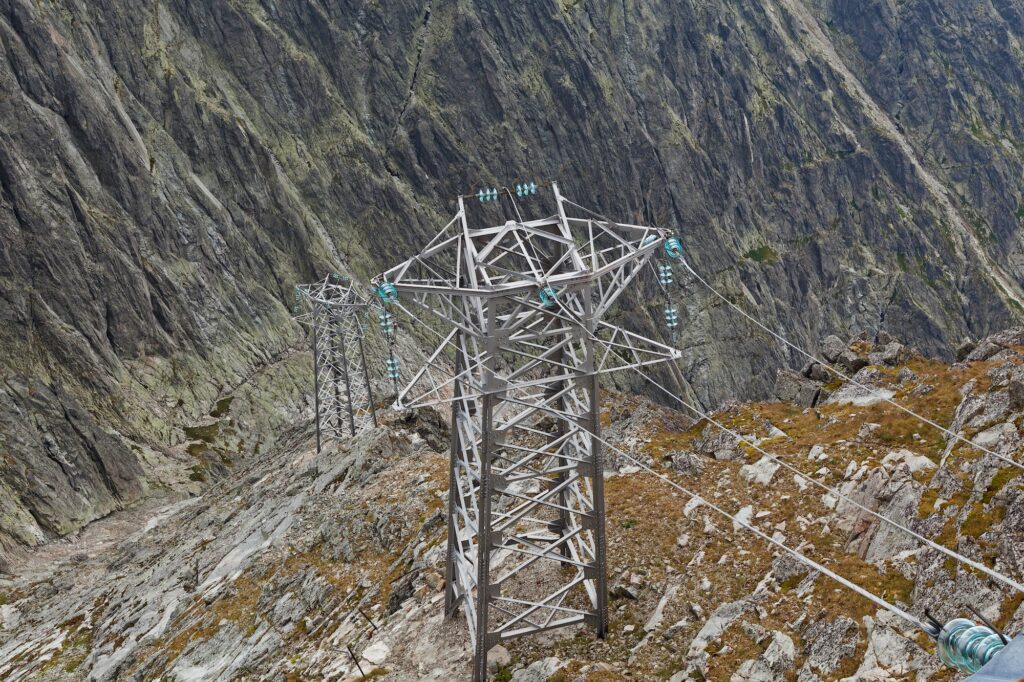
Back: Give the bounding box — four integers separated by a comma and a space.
1, 0, 1022, 549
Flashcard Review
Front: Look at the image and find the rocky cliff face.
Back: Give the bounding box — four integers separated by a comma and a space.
2, 0, 1023, 551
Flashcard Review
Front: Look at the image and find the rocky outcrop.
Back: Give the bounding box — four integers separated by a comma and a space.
0, 376, 144, 550
775, 332, 917, 407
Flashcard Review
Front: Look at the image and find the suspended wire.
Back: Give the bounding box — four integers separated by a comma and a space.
679, 259, 1024, 473
503, 186, 525, 224
633, 361, 1024, 595
547, 295, 1024, 596
494, 390, 927, 633
373, 211, 981, 636
597, 428, 928, 631
560, 203, 1024, 476
397, 295, 932, 631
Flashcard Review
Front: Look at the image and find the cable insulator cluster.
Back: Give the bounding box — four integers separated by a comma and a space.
378, 310, 395, 340
376, 283, 398, 303
654, 235, 684, 338
386, 356, 401, 381
658, 263, 674, 286
938, 618, 1008, 673
515, 182, 538, 197
664, 304, 679, 330
374, 281, 402, 392
478, 188, 499, 202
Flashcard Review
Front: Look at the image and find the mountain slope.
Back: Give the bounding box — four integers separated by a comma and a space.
2, 0, 1023, 551
1, 330, 1022, 680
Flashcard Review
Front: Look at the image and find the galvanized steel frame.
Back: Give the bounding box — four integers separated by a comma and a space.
373, 183, 679, 681
295, 276, 378, 451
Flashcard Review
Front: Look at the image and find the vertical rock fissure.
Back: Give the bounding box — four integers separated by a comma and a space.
389, 0, 433, 150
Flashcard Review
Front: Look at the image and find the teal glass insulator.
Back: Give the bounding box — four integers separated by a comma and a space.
664, 304, 679, 329
538, 287, 558, 309
376, 282, 398, 303
939, 619, 979, 670
664, 236, 684, 260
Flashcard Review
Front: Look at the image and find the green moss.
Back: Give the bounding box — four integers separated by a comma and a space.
879, 572, 915, 604
983, 468, 1019, 504
187, 442, 208, 458
918, 488, 940, 517
962, 502, 1005, 538
210, 396, 234, 418
743, 245, 779, 264
184, 423, 220, 442
189, 466, 208, 483
619, 517, 637, 529
1015, 205, 1024, 221
780, 573, 805, 591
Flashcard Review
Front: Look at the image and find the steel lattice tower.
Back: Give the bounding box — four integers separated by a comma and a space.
295, 275, 377, 452
373, 183, 680, 681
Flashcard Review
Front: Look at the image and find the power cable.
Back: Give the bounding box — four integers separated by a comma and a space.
680, 259, 1024, 473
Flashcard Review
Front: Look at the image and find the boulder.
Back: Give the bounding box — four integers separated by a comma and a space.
671, 451, 705, 476
387, 572, 416, 613
837, 350, 869, 373
361, 641, 390, 666
695, 425, 742, 461
611, 584, 640, 600
739, 457, 780, 486
645, 584, 679, 632
1009, 366, 1024, 410
803, 362, 831, 382
967, 340, 1003, 361
868, 342, 909, 367
664, 618, 689, 639
896, 367, 917, 384
511, 657, 563, 682
731, 631, 796, 681
732, 505, 754, 531
686, 599, 751, 658
774, 369, 824, 407
772, 553, 810, 586
956, 339, 977, 362
487, 645, 511, 672
880, 449, 936, 475
821, 335, 846, 363
802, 616, 860, 675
